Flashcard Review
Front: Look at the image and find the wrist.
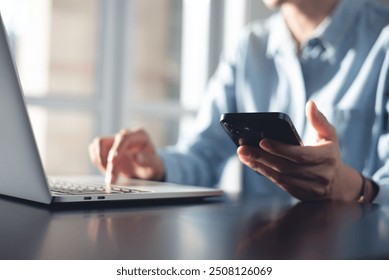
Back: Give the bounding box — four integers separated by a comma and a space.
334, 163, 362, 201
357, 174, 367, 203
358, 176, 379, 203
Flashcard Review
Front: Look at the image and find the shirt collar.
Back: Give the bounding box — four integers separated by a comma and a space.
266, 12, 295, 57
266, 0, 367, 59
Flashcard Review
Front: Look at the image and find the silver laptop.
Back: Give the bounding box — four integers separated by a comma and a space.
0, 12, 223, 204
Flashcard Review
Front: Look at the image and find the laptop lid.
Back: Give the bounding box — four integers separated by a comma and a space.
0, 12, 52, 204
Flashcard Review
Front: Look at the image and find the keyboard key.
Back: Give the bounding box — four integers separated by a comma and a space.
49, 180, 150, 195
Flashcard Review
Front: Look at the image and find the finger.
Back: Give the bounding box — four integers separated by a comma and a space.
105, 161, 114, 185
238, 154, 288, 193
238, 153, 328, 200
106, 129, 151, 184
115, 151, 137, 179
105, 130, 128, 184
259, 139, 335, 165
108, 129, 151, 161
238, 145, 307, 175
238, 145, 334, 184
306, 100, 337, 141
99, 138, 115, 169
89, 137, 114, 172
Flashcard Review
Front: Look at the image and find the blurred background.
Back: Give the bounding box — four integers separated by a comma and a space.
0, 0, 388, 184
0, 0, 271, 179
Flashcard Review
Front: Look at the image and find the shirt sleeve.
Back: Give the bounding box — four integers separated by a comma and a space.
370, 49, 389, 203
158, 44, 243, 187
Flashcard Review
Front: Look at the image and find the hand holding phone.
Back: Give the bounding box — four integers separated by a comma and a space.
220, 112, 303, 147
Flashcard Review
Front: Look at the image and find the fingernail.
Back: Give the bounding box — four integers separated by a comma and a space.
260, 139, 270, 150
238, 147, 247, 156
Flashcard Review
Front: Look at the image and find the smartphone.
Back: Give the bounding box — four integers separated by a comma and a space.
220, 112, 303, 147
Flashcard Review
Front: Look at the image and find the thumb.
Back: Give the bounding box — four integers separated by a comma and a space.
306, 100, 336, 141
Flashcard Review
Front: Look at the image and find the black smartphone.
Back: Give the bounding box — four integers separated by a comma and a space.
220, 112, 303, 147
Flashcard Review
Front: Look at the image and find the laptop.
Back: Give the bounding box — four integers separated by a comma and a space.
0, 12, 223, 204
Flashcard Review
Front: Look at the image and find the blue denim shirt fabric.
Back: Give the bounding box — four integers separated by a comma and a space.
159, 0, 389, 203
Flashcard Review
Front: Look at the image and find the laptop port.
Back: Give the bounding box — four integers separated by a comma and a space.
97, 196, 105, 200
83, 196, 92, 200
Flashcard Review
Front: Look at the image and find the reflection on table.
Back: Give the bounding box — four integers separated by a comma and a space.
0, 194, 389, 259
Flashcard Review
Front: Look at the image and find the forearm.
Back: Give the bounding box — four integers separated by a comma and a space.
159, 148, 220, 187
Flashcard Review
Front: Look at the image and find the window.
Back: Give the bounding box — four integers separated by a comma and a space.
0, 0, 99, 175
0, 0, 271, 188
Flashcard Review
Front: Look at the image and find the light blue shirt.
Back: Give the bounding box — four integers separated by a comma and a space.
160, 0, 389, 203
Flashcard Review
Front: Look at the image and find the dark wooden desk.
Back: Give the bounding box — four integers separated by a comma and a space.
1, 194, 389, 259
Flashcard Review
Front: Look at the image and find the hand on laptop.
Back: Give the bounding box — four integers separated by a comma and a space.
88, 128, 165, 185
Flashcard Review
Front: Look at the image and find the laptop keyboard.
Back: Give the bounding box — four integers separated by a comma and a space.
49, 179, 150, 195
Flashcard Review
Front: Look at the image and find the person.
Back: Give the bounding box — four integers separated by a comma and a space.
89, 0, 389, 203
